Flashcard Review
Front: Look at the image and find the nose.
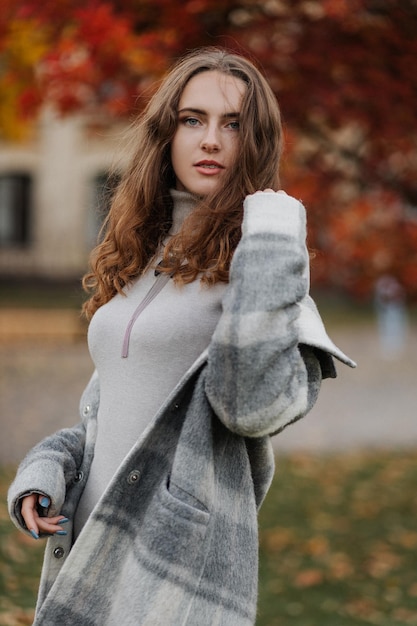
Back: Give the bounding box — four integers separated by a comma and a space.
200, 123, 220, 152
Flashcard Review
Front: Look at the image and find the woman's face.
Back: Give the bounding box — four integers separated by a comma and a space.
171, 70, 246, 197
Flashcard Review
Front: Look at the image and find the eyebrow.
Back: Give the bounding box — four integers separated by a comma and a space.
177, 107, 240, 119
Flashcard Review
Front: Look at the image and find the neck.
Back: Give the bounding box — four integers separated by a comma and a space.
169, 189, 199, 234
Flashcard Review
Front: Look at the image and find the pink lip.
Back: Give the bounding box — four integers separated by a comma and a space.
195, 160, 224, 168
194, 160, 225, 176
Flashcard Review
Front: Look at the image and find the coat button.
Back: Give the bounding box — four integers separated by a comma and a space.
127, 470, 141, 485
53, 546, 65, 559
82, 405, 91, 416
74, 471, 83, 483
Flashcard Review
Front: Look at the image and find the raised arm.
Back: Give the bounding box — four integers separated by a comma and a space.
205, 190, 322, 437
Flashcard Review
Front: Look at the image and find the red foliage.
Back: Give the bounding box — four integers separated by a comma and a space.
2, 0, 417, 300
225, 0, 417, 300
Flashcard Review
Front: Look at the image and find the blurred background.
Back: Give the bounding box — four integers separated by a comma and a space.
1, 1, 417, 625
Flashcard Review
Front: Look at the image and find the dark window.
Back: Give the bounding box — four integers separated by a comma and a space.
0, 174, 32, 247
87, 172, 120, 247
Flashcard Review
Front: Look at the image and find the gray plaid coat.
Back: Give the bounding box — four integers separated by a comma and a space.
8, 193, 355, 625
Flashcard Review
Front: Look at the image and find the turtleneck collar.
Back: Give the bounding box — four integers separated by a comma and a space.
122, 189, 199, 358
169, 188, 199, 235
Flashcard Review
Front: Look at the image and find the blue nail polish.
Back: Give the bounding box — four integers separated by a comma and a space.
55, 530, 67, 536
40, 496, 50, 508
59, 518, 69, 524
30, 529, 39, 540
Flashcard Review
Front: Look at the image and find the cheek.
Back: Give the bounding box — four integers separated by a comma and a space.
171, 130, 188, 163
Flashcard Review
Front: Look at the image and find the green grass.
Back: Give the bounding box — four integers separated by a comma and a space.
257, 451, 417, 626
0, 467, 43, 626
2, 451, 417, 625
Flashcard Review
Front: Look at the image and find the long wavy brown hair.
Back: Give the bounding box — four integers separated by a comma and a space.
82, 47, 283, 320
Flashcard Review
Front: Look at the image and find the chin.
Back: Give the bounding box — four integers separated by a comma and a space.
175, 177, 221, 198
191, 183, 220, 197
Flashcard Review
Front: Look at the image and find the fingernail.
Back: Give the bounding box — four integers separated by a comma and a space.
30, 529, 39, 540
55, 530, 67, 536
59, 518, 69, 524
40, 497, 50, 508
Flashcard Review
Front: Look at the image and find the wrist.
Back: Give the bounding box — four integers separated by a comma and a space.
242, 192, 306, 239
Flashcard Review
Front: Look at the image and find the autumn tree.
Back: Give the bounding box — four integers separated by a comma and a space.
225, 0, 417, 300
1, 0, 416, 300
0, 0, 230, 125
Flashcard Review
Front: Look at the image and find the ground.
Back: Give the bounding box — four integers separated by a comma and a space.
1, 313, 416, 465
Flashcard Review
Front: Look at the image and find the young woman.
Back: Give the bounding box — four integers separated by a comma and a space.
8, 47, 355, 625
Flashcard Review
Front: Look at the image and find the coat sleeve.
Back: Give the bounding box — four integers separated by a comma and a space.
204, 192, 323, 438
7, 370, 99, 534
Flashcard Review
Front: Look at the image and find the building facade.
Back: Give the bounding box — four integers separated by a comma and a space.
0, 109, 127, 280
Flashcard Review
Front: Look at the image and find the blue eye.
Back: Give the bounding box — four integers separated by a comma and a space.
184, 117, 200, 126
228, 120, 240, 130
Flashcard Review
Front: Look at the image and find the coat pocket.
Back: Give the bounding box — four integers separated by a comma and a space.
134, 474, 210, 578
163, 474, 209, 520
95, 475, 212, 625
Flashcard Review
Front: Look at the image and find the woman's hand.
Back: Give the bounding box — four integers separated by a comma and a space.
254, 188, 287, 194
21, 493, 69, 540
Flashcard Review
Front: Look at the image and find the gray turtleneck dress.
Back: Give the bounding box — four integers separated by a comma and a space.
74, 190, 226, 535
